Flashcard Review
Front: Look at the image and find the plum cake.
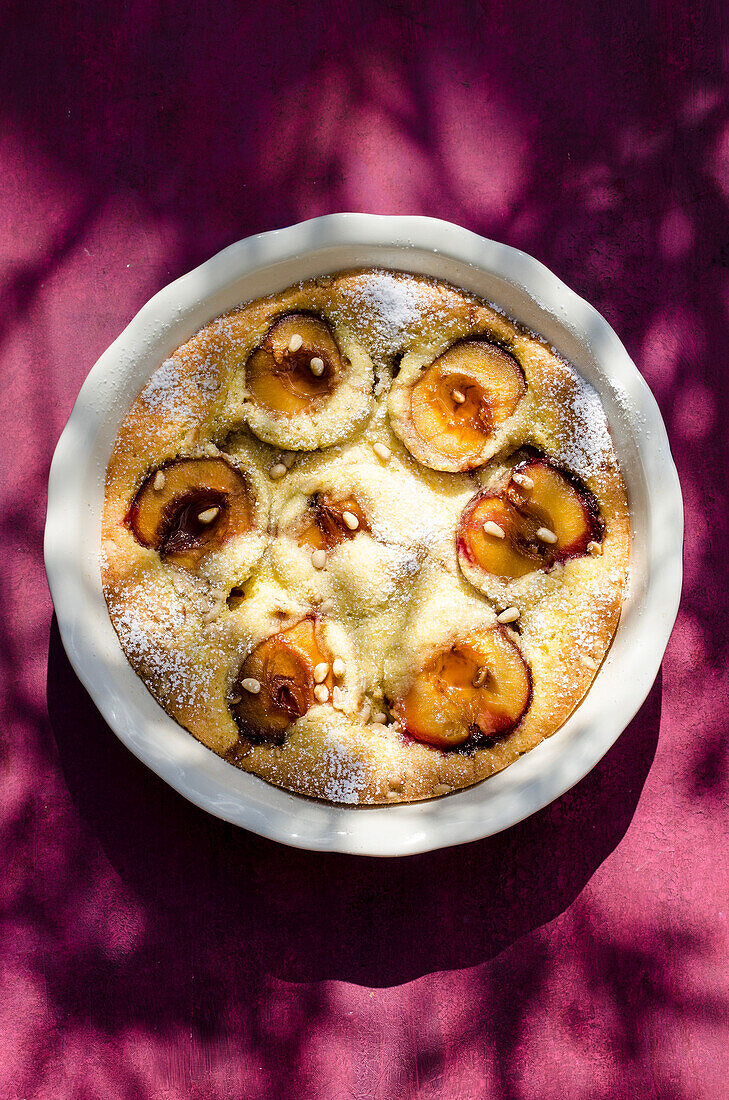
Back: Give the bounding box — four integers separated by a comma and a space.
101, 270, 630, 804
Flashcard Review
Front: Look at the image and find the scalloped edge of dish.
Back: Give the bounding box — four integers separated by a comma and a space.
44, 214, 683, 856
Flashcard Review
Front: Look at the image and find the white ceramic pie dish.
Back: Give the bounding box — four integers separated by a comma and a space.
44, 214, 683, 856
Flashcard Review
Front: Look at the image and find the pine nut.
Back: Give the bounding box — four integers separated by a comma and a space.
373, 442, 391, 461
314, 684, 329, 704
197, 506, 220, 524
287, 333, 303, 352
182, 424, 198, 449
373, 711, 387, 724
332, 657, 345, 677
581, 654, 598, 670
314, 662, 329, 684
269, 462, 287, 480
153, 470, 166, 491
332, 686, 345, 710
342, 511, 359, 531
512, 472, 534, 489
311, 549, 327, 569
537, 527, 558, 544
280, 450, 296, 468
473, 667, 488, 688
451, 388, 466, 404
309, 356, 325, 376
497, 606, 520, 624
587, 541, 602, 555
242, 677, 261, 694
483, 520, 505, 538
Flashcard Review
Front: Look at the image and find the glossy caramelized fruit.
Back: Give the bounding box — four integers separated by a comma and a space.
127, 457, 252, 570
296, 493, 370, 551
408, 339, 526, 470
231, 617, 333, 743
458, 455, 602, 581
246, 313, 342, 415
394, 627, 531, 749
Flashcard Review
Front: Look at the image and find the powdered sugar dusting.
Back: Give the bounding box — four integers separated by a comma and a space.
140, 359, 191, 421
522, 567, 623, 704
610, 376, 645, 426
315, 729, 367, 804
113, 580, 214, 708
140, 356, 219, 424
339, 271, 442, 358
572, 571, 622, 649
545, 365, 614, 483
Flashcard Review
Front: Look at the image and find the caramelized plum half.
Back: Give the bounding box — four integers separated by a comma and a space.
126, 457, 252, 570
297, 493, 371, 551
394, 627, 531, 749
409, 340, 526, 470
458, 455, 603, 580
246, 313, 343, 415
231, 618, 333, 743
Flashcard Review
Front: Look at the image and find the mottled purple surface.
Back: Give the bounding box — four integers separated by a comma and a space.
1, 2, 727, 1097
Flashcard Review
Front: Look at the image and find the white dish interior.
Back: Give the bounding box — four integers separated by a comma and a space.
44, 214, 683, 856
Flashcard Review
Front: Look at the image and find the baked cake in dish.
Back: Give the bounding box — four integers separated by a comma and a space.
101, 270, 630, 805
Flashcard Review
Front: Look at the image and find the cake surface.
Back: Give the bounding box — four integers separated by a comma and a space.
101, 269, 630, 804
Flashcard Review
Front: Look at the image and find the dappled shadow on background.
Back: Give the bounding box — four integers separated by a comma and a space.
47, 618, 662, 989
2, 0, 729, 1095
38, 620, 705, 1100
37, 622, 726, 1100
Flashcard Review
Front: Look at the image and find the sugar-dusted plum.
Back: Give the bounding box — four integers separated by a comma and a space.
296, 493, 371, 552
458, 454, 603, 581
230, 617, 333, 743
246, 313, 343, 415
405, 339, 526, 471
126, 457, 252, 570
393, 626, 531, 749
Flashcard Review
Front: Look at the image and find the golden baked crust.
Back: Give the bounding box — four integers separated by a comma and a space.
101, 270, 630, 804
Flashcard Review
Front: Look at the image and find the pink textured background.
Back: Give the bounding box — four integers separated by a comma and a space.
1, 2, 727, 1097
